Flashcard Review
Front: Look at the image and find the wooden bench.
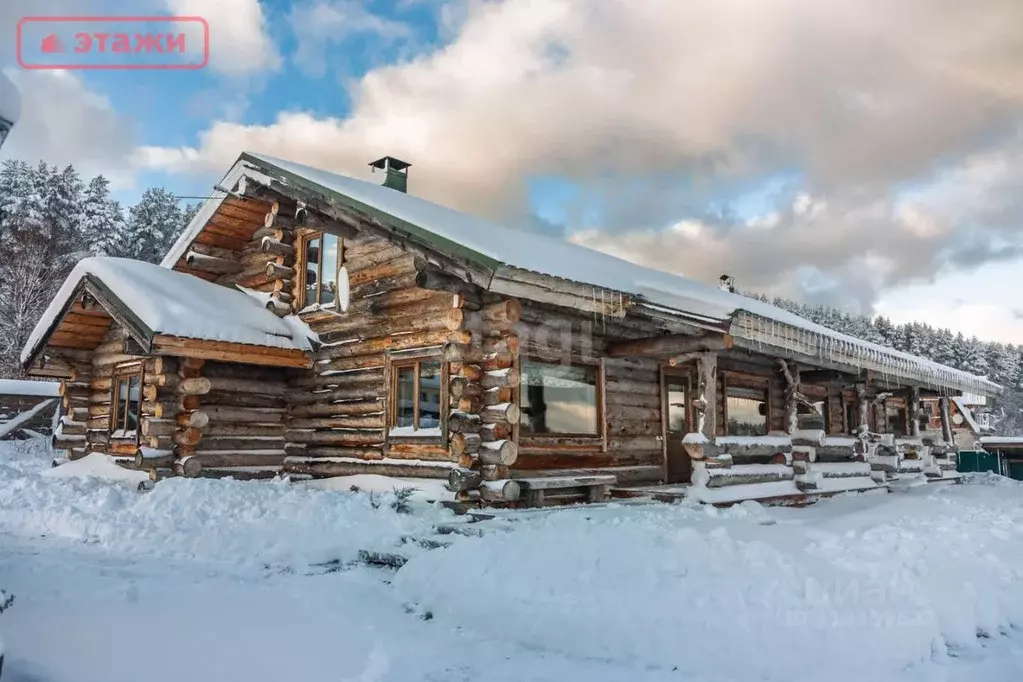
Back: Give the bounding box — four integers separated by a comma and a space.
517, 475, 618, 507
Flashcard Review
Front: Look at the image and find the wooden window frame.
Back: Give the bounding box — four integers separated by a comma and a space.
797, 384, 829, 432
662, 365, 695, 435
843, 393, 859, 435
386, 351, 448, 444
721, 372, 770, 437
109, 361, 144, 442
296, 230, 343, 310
519, 356, 604, 442
885, 399, 909, 437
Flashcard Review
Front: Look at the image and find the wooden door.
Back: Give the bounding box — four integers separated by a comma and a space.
663, 369, 693, 484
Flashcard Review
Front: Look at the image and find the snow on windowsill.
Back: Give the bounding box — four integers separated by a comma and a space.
705, 463, 793, 477
389, 426, 443, 438
717, 435, 792, 446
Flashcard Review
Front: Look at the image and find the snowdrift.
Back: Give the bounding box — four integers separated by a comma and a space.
394, 484, 1023, 681
0, 441, 451, 572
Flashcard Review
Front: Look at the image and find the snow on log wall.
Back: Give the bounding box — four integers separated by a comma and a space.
282, 231, 473, 479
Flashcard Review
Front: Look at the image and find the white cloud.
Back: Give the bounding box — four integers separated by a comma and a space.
166, 0, 281, 75
289, 1, 413, 77
0, 69, 139, 189
139, 0, 1023, 310
875, 259, 1023, 344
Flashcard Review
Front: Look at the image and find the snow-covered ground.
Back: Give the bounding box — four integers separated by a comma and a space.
2, 439, 1023, 682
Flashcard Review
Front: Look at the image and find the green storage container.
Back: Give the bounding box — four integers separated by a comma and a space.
958, 450, 1003, 476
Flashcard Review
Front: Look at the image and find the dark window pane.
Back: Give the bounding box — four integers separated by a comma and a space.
887, 406, 908, 436
519, 360, 598, 435
395, 366, 415, 428
304, 236, 321, 305
115, 379, 128, 431
320, 234, 338, 307
726, 386, 768, 436
418, 361, 441, 429
126, 376, 141, 431
845, 400, 858, 433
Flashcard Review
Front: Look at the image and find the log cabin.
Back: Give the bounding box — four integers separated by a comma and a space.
21, 152, 1001, 506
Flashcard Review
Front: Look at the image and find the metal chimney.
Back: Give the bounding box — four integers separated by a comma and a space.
369, 156, 411, 193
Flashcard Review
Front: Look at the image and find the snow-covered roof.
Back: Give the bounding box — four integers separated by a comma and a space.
21, 258, 313, 365
0, 379, 60, 397
979, 436, 1023, 447
165, 153, 998, 396
0, 69, 21, 124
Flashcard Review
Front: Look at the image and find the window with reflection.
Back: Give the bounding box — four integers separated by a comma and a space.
725, 383, 769, 436
390, 357, 443, 436
520, 359, 600, 436
110, 362, 143, 438
797, 399, 826, 431
300, 232, 341, 308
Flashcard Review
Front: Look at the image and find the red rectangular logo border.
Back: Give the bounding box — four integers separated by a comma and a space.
17, 16, 210, 71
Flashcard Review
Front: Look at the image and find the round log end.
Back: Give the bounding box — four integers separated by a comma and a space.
189, 411, 210, 429
176, 456, 203, 478
479, 439, 518, 466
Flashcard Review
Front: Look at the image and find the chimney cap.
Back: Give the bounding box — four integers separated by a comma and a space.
369, 156, 411, 172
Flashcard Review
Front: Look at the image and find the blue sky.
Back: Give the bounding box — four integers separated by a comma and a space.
2, 0, 1023, 343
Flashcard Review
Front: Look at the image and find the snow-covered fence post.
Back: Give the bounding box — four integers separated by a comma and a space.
696, 352, 717, 440
856, 383, 869, 433
778, 359, 800, 434
908, 387, 921, 438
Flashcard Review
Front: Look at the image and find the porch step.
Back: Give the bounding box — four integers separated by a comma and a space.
517, 475, 617, 508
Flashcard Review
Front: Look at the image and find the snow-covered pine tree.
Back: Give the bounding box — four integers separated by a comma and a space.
0, 161, 77, 376
182, 201, 201, 229
124, 188, 184, 264
80, 175, 127, 257
931, 328, 956, 367
961, 336, 991, 378
41, 163, 85, 262
873, 316, 895, 346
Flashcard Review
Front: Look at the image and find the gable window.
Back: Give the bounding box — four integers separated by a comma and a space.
520, 359, 600, 437
298, 231, 341, 309
724, 380, 769, 436
110, 362, 143, 438
389, 356, 444, 437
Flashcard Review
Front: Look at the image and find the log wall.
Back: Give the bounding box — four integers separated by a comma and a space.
58, 324, 147, 460
508, 300, 664, 489
281, 232, 474, 480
